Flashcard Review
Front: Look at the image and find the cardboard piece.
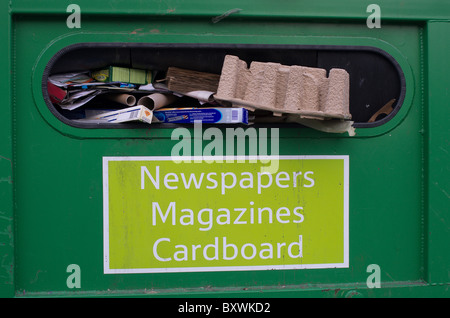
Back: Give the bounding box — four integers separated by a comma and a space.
92, 66, 152, 85
84, 105, 153, 124
215, 55, 351, 120
153, 107, 248, 124
47, 81, 67, 103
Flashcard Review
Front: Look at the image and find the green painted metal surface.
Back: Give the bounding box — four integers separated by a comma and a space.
0, 0, 448, 298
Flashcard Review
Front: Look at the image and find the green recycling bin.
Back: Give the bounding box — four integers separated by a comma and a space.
0, 0, 449, 298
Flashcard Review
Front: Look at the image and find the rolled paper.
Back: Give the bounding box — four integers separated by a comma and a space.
137, 93, 178, 110
184, 90, 215, 104
104, 93, 136, 106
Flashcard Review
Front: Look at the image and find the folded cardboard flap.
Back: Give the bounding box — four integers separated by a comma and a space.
166, 67, 221, 94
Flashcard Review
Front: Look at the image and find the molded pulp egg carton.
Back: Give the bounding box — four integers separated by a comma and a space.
214, 55, 352, 120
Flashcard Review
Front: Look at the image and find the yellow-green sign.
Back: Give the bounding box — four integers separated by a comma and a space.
103, 156, 349, 273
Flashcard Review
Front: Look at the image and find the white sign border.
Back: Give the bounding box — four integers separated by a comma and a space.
103, 155, 349, 274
